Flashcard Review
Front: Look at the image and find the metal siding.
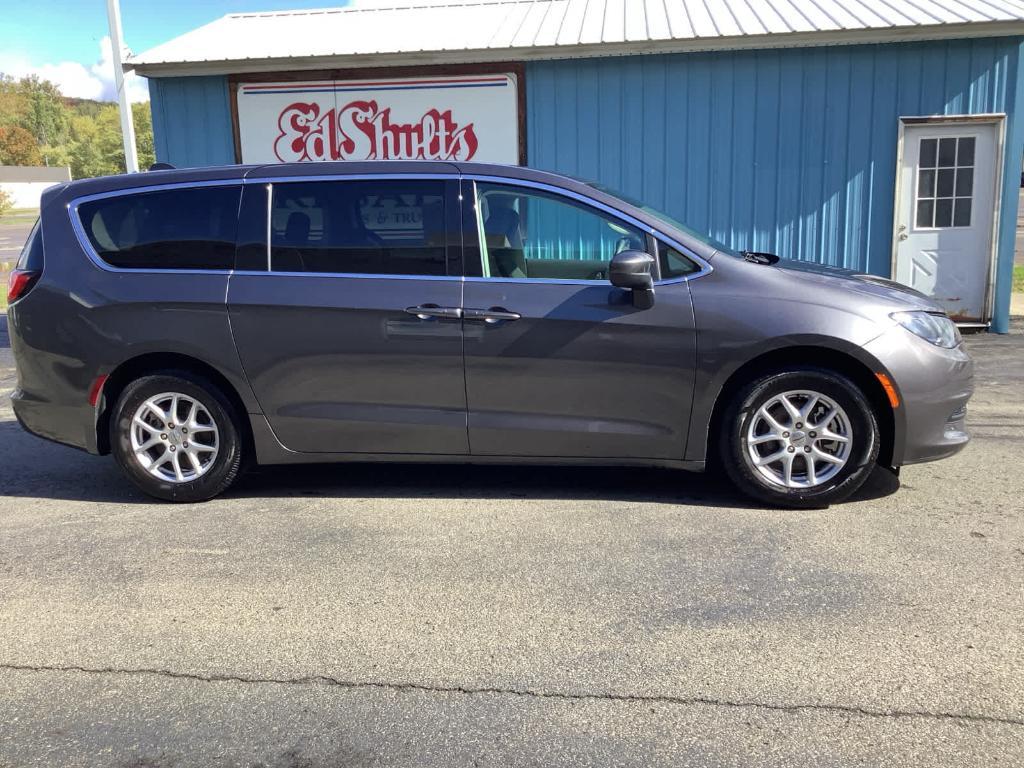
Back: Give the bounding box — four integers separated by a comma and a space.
526, 38, 1022, 330
149, 76, 235, 168
992, 40, 1024, 334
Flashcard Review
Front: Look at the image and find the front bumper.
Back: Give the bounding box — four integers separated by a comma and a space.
863, 326, 973, 466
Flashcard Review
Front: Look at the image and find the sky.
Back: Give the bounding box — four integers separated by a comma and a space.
0, 0, 352, 103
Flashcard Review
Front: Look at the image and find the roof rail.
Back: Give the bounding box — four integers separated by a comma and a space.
148, 162, 175, 171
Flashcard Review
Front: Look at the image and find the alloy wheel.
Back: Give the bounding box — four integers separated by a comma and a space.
130, 392, 220, 483
744, 389, 852, 489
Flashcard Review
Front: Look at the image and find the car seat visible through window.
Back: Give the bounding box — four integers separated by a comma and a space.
483, 195, 527, 278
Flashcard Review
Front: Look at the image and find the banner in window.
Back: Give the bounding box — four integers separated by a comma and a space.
236, 73, 519, 165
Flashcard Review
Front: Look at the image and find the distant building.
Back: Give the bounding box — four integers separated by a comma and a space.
0, 165, 71, 210
127, 0, 1024, 331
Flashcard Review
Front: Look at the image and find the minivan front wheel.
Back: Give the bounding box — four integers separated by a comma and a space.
720, 368, 879, 508
111, 372, 243, 502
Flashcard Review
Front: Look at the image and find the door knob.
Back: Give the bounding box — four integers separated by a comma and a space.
898, 233, 908, 241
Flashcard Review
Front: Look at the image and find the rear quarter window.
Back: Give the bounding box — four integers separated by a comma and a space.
17, 219, 44, 271
77, 185, 241, 270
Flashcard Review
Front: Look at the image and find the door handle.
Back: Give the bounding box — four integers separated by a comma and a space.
464, 307, 522, 324
404, 304, 462, 320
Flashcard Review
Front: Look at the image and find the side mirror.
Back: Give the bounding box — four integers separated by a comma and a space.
609, 250, 656, 309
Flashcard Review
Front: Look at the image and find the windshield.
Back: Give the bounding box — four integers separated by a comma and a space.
581, 180, 738, 256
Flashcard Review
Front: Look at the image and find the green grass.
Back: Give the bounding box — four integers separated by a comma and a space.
0, 262, 9, 311
1014, 265, 1024, 294
0, 210, 38, 226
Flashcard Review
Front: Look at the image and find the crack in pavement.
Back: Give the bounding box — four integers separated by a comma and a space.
1, 662, 1022, 727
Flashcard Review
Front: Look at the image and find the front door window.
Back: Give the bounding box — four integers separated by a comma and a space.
473, 182, 647, 281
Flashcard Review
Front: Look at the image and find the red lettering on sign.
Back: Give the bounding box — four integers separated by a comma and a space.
274, 100, 478, 162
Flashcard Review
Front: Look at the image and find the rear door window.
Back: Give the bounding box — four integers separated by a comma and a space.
269, 179, 447, 276
78, 185, 241, 270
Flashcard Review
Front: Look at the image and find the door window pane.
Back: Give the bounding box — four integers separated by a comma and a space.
953, 198, 972, 227
936, 168, 955, 198
920, 139, 937, 167
916, 200, 934, 228
474, 182, 646, 281
914, 134, 975, 229
955, 167, 973, 197
270, 179, 447, 275
957, 137, 975, 166
937, 138, 957, 166
917, 169, 935, 198
78, 186, 241, 270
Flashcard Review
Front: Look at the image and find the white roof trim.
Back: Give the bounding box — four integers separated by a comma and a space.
126, 0, 1024, 77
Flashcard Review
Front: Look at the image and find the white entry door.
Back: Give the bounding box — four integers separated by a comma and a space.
894, 120, 1000, 322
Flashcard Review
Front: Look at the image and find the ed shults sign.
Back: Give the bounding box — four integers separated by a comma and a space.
236, 74, 519, 164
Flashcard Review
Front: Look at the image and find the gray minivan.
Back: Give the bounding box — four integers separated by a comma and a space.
7, 161, 973, 506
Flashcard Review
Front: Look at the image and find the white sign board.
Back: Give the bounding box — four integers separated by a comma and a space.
236, 74, 519, 164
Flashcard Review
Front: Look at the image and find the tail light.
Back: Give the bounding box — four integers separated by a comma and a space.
7, 269, 41, 304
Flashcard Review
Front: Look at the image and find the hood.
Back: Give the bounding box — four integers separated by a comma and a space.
766, 257, 943, 313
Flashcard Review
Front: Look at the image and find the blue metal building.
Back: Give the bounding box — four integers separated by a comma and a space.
128, 0, 1024, 332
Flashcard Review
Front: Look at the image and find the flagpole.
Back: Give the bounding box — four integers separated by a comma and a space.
106, 0, 139, 173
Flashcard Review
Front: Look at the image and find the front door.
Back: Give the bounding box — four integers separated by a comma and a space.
894, 120, 1000, 322
228, 176, 469, 454
461, 180, 697, 460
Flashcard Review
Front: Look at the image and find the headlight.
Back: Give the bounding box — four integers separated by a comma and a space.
890, 310, 962, 348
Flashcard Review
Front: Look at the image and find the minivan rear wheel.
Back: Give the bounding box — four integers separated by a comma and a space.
110, 372, 243, 502
719, 368, 879, 508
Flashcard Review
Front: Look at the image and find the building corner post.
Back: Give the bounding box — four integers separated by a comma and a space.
106, 0, 139, 174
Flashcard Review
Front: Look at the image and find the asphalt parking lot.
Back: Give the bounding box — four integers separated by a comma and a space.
0, 310, 1022, 766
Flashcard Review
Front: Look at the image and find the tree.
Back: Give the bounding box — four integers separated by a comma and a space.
0, 125, 43, 166
0, 74, 28, 129
132, 101, 155, 170
0, 189, 13, 218
0, 73, 156, 179
67, 112, 109, 179
17, 75, 68, 152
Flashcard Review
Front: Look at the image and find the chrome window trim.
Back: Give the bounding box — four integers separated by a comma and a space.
463, 276, 612, 287
246, 173, 457, 186
232, 274, 667, 290
470, 180, 490, 279
656, 275, 701, 286
68, 179, 243, 275
462, 174, 713, 284
263, 183, 272, 272
232, 269, 462, 282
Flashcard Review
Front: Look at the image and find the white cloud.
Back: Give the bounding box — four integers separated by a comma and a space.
0, 36, 149, 103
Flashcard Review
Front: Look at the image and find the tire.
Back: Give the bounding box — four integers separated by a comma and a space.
719, 367, 879, 508
110, 371, 244, 502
